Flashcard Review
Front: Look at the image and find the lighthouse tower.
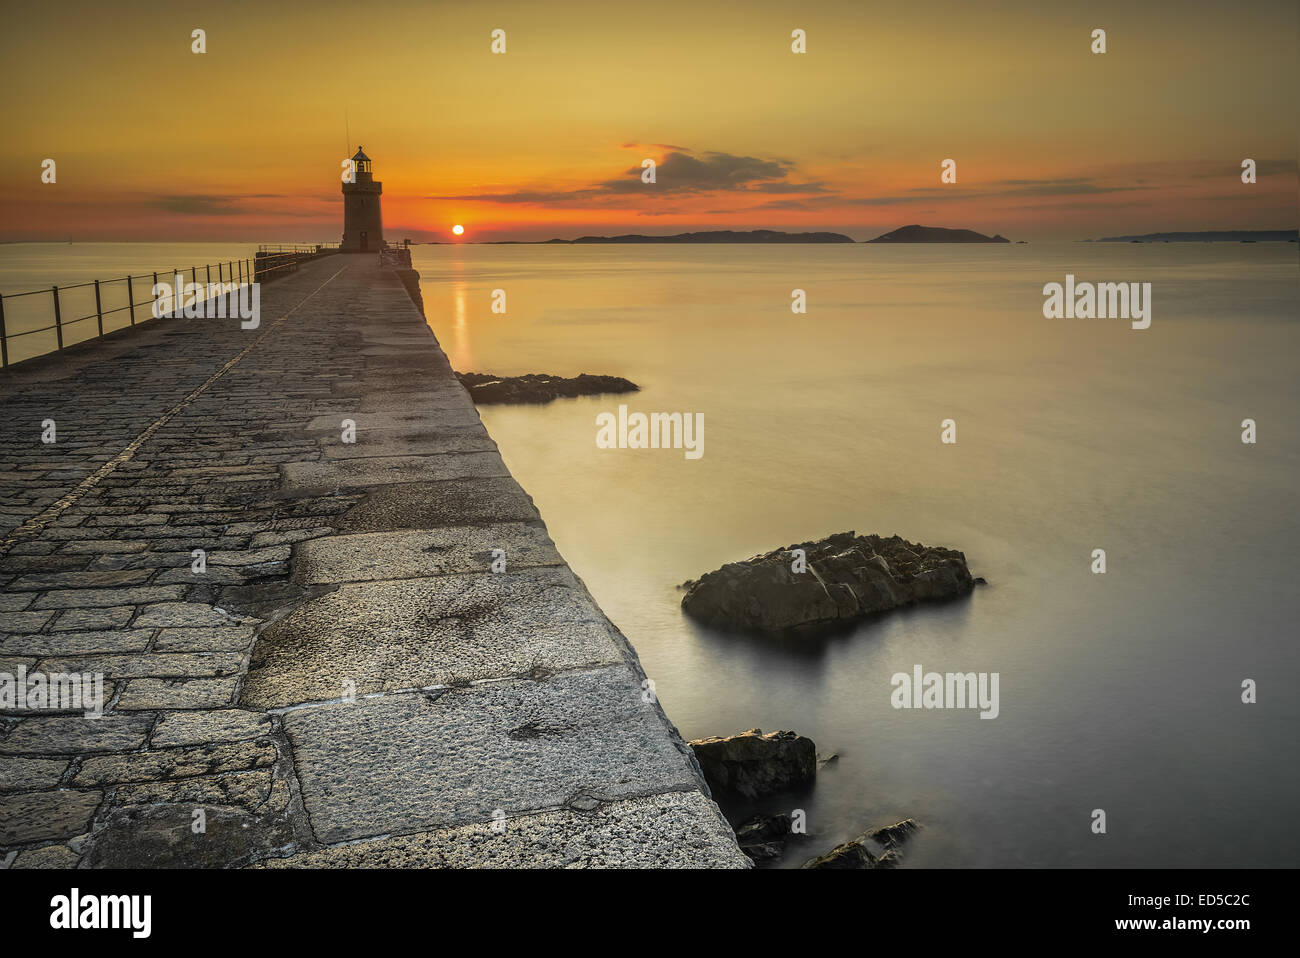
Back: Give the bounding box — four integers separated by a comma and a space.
341, 147, 384, 252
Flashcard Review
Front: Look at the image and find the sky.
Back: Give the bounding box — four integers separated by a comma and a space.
1, 0, 1295, 243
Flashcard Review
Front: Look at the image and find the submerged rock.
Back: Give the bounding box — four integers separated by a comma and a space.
681, 531, 976, 634
688, 728, 817, 799
802, 819, 921, 869
456, 371, 637, 405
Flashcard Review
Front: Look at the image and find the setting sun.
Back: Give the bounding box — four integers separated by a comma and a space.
452, 224, 464, 235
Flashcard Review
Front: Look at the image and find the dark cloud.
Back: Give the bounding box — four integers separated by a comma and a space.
429, 189, 589, 205
142, 193, 292, 215
751, 180, 831, 194
985, 177, 1149, 196
620, 141, 689, 152
596, 151, 791, 194
429, 149, 825, 206
844, 195, 927, 206
1190, 158, 1295, 178
148, 195, 244, 215
430, 156, 1184, 213
843, 177, 1151, 206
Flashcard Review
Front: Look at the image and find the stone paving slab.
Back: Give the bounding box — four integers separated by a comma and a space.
282, 451, 510, 491
337, 477, 541, 532
240, 566, 627, 707
318, 432, 499, 460
281, 666, 699, 842
0, 256, 745, 868
304, 410, 486, 433
256, 790, 746, 869
292, 523, 562, 583
358, 391, 479, 413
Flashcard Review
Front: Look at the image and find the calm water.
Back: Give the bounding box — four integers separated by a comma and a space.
4, 242, 1295, 867
414, 242, 1299, 867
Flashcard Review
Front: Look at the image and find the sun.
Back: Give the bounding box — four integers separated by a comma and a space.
452, 224, 465, 236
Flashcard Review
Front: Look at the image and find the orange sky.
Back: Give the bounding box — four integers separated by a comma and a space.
1, 0, 1295, 243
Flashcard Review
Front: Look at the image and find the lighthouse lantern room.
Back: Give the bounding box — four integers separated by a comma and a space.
341, 147, 384, 252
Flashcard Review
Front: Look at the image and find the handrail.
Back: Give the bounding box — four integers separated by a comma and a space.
0, 246, 340, 369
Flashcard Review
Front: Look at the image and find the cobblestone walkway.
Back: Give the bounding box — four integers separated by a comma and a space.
0, 257, 746, 868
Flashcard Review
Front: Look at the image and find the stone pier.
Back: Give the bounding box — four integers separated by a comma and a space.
0, 257, 747, 868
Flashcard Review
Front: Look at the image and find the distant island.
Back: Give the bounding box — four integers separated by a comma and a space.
432, 224, 1300, 246
470, 226, 1024, 245
866, 225, 1010, 243
500, 230, 854, 244
1093, 230, 1298, 243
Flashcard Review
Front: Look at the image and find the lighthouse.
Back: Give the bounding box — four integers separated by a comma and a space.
341, 147, 384, 252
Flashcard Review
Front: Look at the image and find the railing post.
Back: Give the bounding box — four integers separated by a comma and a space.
0, 294, 9, 368
127, 275, 136, 325
192, 266, 197, 285
52, 286, 64, 350
93, 279, 104, 336
152, 272, 159, 319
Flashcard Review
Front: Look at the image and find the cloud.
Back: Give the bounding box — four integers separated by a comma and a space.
428, 189, 587, 205
429, 157, 1179, 214
430, 148, 827, 207
147, 195, 246, 215
596, 151, 792, 194
144, 193, 292, 215
844, 195, 929, 206
842, 177, 1152, 206
751, 180, 831, 194
620, 141, 690, 152
1190, 158, 1295, 178
984, 177, 1149, 196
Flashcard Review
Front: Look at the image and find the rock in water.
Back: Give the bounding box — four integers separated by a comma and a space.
802, 819, 921, 869
733, 812, 795, 863
688, 728, 817, 799
681, 531, 976, 633
456, 371, 637, 404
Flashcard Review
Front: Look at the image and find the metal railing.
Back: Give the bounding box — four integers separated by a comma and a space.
258, 243, 342, 254
0, 247, 339, 369
378, 246, 413, 267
